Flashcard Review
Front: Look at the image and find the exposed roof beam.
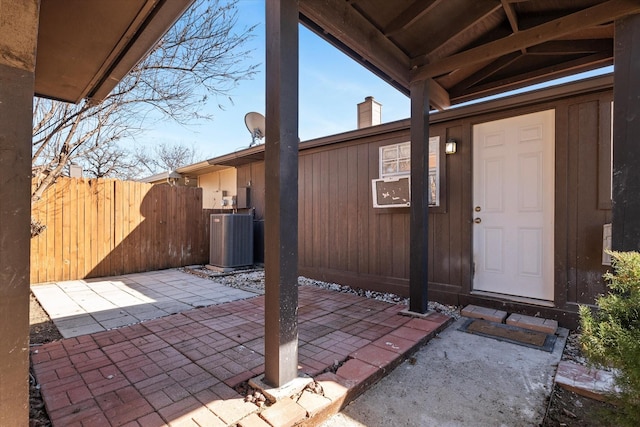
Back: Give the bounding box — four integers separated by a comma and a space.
500, 0, 526, 54
299, 0, 410, 87
418, 1, 502, 61
451, 51, 521, 94
428, 78, 450, 111
556, 24, 613, 40
450, 51, 613, 103
434, 57, 494, 89
412, 0, 640, 82
383, 0, 440, 37
501, 0, 519, 32
420, 13, 508, 67
527, 39, 611, 55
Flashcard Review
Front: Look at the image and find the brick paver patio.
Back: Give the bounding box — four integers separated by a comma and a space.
31, 285, 451, 426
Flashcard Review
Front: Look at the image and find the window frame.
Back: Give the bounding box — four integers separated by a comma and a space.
378, 136, 442, 208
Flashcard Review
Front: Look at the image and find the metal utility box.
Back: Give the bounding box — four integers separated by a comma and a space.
236, 186, 250, 209
209, 214, 254, 268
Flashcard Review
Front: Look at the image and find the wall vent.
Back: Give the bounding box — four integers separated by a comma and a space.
209, 214, 254, 268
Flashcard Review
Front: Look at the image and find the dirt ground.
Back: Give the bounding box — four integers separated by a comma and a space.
30, 292, 62, 427
28, 292, 614, 426
542, 384, 616, 427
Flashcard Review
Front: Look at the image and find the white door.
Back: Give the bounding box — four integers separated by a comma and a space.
472, 109, 555, 301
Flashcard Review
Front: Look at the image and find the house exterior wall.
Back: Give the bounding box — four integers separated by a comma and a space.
295, 121, 468, 299
560, 92, 613, 306
198, 168, 237, 209
235, 84, 614, 327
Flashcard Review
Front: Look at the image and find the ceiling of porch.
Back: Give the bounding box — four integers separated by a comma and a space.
299, 0, 640, 110
34, 0, 194, 104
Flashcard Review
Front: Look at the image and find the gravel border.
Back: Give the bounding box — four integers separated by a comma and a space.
180, 265, 461, 319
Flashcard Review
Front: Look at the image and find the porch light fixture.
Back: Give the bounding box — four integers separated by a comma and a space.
445, 139, 457, 154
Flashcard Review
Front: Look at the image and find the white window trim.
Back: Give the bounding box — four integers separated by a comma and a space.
378, 137, 440, 206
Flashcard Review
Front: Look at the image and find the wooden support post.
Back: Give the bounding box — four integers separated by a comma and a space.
264, 0, 300, 387
409, 79, 430, 313
612, 13, 640, 251
0, 2, 39, 424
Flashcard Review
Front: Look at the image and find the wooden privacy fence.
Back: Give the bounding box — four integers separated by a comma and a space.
31, 178, 213, 284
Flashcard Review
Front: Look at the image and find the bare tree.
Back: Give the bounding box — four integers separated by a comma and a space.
134, 142, 201, 176
79, 145, 141, 180
31, 0, 258, 235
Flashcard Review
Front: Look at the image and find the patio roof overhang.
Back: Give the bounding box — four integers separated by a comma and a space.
299, 0, 638, 110
34, 0, 194, 104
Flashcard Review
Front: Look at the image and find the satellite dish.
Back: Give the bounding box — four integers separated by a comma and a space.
244, 112, 266, 147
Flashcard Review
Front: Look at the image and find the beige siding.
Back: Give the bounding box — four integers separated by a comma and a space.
198, 168, 237, 209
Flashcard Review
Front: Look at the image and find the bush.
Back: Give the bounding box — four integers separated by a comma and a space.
579, 251, 640, 425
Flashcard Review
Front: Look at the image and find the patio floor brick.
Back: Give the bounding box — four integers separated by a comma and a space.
259, 397, 307, 427
237, 413, 271, 427
371, 333, 419, 354
350, 343, 399, 369
31, 280, 453, 426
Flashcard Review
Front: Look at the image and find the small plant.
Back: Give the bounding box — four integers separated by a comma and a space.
579, 251, 640, 425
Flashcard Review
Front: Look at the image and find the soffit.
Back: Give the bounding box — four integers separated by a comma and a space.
35, 0, 193, 103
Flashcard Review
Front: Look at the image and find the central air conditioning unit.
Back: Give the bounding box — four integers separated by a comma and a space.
209, 214, 254, 269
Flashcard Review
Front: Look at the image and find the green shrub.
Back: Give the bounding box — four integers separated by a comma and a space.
579, 251, 640, 425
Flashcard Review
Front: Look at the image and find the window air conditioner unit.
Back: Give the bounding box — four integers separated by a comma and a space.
371, 176, 410, 208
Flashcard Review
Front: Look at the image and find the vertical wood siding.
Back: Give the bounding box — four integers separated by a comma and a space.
30, 178, 213, 283
561, 93, 613, 305
291, 125, 471, 297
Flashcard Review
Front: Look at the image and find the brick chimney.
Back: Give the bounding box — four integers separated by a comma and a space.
357, 96, 382, 128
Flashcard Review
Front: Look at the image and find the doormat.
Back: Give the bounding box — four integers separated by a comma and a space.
458, 318, 557, 352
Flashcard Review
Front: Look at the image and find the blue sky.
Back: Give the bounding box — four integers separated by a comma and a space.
132, 0, 612, 161
132, 0, 410, 160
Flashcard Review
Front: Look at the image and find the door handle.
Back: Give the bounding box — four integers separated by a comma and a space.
474, 218, 482, 224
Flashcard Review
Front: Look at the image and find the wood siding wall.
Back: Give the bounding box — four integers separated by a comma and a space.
236, 88, 614, 317
560, 93, 613, 306
31, 178, 213, 283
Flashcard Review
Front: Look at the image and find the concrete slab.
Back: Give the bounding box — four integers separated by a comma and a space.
31, 269, 256, 338
321, 318, 568, 427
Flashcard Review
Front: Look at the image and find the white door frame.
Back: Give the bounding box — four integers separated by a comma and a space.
472, 109, 555, 302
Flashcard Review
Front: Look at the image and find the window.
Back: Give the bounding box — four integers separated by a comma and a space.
380, 142, 411, 177
379, 137, 440, 206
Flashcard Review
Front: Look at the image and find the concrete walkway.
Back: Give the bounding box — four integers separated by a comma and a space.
321, 317, 568, 427
32, 270, 255, 338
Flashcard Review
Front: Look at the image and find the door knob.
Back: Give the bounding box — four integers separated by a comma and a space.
474, 218, 482, 224
474, 206, 481, 212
